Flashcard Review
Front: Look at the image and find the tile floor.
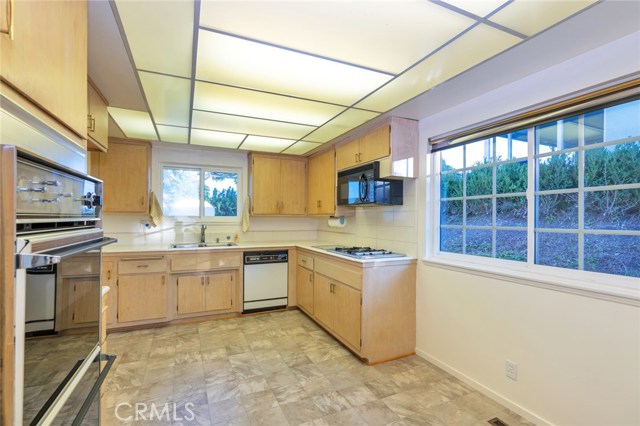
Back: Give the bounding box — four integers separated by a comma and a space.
104, 310, 534, 426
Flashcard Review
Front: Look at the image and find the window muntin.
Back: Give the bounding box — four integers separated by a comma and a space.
162, 166, 240, 219
437, 98, 640, 278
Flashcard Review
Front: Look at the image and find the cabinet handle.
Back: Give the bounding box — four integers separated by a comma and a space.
137, 264, 149, 268
1, 0, 13, 38
140, 196, 144, 206
107, 270, 111, 280
162, 276, 165, 285
207, 276, 210, 285
120, 256, 163, 261
309, 274, 312, 283
358, 153, 362, 162
354, 153, 358, 163
201, 276, 204, 286
91, 117, 96, 132
87, 114, 93, 132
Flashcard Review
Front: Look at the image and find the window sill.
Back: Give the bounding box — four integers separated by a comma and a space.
421, 256, 640, 306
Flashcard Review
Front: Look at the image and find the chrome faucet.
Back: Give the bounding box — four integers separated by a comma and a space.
200, 224, 207, 243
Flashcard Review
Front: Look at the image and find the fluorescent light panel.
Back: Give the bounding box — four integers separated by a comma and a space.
489, 0, 597, 37
192, 110, 315, 140
114, 0, 193, 77
156, 125, 189, 144
283, 141, 323, 155
190, 128, 245, 149
193, 81, 346, 126
240, 135, 295, 153
108, 107, 158, 140
199, 1, 475, 74
139, 72, 191, 127
356, 24, 521, 112
441, 0, 509, 17
305, 109, 380, 143
196, 30, 392, 106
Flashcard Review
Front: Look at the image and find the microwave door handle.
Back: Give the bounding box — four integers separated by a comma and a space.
359, 174, 368, 202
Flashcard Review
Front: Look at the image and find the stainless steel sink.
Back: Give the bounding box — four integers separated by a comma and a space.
169, 242, 237, 249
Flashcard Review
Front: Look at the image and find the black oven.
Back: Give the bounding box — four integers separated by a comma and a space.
13, 150, 117, 425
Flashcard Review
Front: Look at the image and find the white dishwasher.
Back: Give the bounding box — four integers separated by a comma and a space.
243, 250, 288, 314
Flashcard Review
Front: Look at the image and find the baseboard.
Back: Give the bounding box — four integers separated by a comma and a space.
415, 348, 552, 426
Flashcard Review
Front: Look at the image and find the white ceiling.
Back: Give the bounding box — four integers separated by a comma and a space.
88, 0, 638, 156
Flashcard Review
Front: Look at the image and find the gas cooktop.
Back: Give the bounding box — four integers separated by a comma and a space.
318, 246, 407, 259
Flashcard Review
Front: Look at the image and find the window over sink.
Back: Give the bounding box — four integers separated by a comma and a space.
162, 166, 240, 220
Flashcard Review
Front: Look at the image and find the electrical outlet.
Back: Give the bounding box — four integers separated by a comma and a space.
505, 360, 518, 381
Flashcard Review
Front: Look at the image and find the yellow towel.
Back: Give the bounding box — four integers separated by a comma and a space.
242, 197, 250, 232
148, 191, 163, 228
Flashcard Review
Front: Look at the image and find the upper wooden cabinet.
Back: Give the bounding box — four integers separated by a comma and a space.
0, 0, 88, 139
307, 149, 336, 216
87, 80, 109, 151
249, 153, 306, 216
91, 139, 150, 213
335, 117, 419, 178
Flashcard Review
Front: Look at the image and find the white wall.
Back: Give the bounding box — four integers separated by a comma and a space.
415, 33, 640, 425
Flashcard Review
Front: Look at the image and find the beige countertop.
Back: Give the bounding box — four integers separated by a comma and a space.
103, 240, 416, 264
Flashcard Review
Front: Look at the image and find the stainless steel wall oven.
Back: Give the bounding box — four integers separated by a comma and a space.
10, 148, 117, 425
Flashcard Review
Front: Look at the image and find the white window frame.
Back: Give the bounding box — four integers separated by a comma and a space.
426, 115, 640, 306
161, 163, 243, 223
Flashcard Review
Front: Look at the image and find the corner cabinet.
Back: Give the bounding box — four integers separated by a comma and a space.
249, 153, 306, 216
295, 249, 416, 364
335, 117, 419, 178
90, 139, 150, 213
0, 0, 88, 139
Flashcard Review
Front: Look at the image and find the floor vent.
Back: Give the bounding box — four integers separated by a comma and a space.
488, 418, 509, 426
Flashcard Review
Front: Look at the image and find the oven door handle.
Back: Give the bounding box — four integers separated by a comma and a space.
39, 237, 118, 260
71, 353, 117, 426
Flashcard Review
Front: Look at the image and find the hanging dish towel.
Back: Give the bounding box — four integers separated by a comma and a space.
148, 191, 163, 228
242, 197, 250, 232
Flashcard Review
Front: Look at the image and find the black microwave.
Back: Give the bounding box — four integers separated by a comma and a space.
337, 162, 403, 206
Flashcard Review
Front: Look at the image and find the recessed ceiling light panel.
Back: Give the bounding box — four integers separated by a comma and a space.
304, 109, 380, 143
283, 141, 323, 155
240, 135, 296, 153
108, 107, 158, 140
193, 81, 346, 126
192, 110, 316, 140
156, 125, 189, 144
190, 128, 245, 149
196, 30, 392, 106
139, 72, 191, 127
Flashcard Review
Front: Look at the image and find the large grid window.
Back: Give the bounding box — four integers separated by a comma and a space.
162, 166, 239, 219
437, 98, 640, 278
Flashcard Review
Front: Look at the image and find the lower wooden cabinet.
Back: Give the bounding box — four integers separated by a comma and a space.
67, 277, 100, 326
117, 273, 167, 323
296, 249, 416, 364
177, 271, 235, 315
313, 272, 361, 349
296, 265, 314, 315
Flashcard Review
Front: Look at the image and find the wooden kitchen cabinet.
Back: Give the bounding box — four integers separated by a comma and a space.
57, 254, 100, 331
68, 278, 100, 326
97, 139, 150, 213
335, 118, 419, 178
117, 273, 167, 323
296, 265, 314, 315
249, 154, 306, 216
336, 126, 389, 171
176, 271, 235, 315
102, 260, 117, 325
87, 80, 109, 151
307, 149, 336, 216
296, 248, 416, 364
0, 0, 88, 139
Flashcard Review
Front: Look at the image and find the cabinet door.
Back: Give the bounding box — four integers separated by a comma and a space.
336, 139, 360, 171
334, 283, 361, 349
88, 82, 109, 151
280, 158, 306, 215
359, 125, 390, 164
102, 261, 117, 325
313, 273, 335, 330
100, 141, 150, 213
251, 156, 281, 215
71, 278, 100, 325
205, 271, 234, 312
118, 274, 167, 323
177, 275, 206, 315
307, 150, 335, 215
0, 0, 87, 137
296, 266, 313, 314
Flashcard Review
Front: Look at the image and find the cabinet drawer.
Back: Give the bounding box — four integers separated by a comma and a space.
118, 257, 166, 274
315, 258, 362, 290
59, 255, 100, 277
298, 253, 314, 270
170, 252, 241, 272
